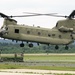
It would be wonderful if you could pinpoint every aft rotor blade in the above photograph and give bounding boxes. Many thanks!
[45,14,68,18]
[68,10,75,18]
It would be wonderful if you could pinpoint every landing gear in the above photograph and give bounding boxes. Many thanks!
[20,43,24,47]
[55,45,59,49]
[28,43,33,47]
[65,45,69,50]
[20,42,33,48]
[37,43,39,46]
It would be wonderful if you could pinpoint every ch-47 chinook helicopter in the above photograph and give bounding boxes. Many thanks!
[0,10,75,50]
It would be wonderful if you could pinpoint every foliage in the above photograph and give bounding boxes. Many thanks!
[0,40,75,53]
[1,57,23,62]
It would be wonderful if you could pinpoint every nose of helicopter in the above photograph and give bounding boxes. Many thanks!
[0,29,7,37]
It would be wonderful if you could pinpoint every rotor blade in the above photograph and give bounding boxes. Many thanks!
[9,14,43,18]
[23,12,42,15]
[1,11,74,19]
[44,14,68,18]
[23,12,57,15]
[0,13,9,18]
[10,14,68,18]
[23,12,68,18]
[68,10,75,18]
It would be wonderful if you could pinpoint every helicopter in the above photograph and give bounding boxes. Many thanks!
[0,10,75,50]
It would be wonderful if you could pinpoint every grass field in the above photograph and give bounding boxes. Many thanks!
[24,53,75,62]
[0,53,75,71]
[0,63,75,71]
[2,53,75,62]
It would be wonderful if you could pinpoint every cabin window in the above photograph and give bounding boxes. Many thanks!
[27,31,30,34]
[38,32,41,35]
[15,29,19,33]
[48,34,51,37]
[59,35,61,38]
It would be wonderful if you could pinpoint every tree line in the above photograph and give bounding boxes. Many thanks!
[0,42,75,54]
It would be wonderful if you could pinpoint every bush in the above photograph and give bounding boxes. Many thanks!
[1,57,23,62]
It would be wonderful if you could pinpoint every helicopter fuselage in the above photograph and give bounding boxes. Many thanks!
[1,24,73,45]
[0,10,75,49]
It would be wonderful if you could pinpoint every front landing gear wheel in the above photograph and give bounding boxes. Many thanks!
[20,43,24,47]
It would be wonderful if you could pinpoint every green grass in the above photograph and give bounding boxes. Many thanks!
[2,54,75,62]
[0,54,75,71]
[24,54,75,62]
[0,63,75,71]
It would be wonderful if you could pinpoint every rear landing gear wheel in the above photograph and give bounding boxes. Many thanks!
[29,43,33,48]
[20,43,24,47]
[55,45,59,49]
[65,45,69,50]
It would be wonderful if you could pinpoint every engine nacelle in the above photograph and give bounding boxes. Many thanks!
[59,26,73,32]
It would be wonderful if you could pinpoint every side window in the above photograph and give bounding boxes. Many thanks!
[38,32,41,35]
[59,35,61,38]
[15,29,19,33]
[48,34,51,37]
[27,31,30,34]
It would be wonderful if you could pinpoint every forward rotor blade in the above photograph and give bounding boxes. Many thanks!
[9,14,43,18]
[0,13,9,18]
[23,12,42,15]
